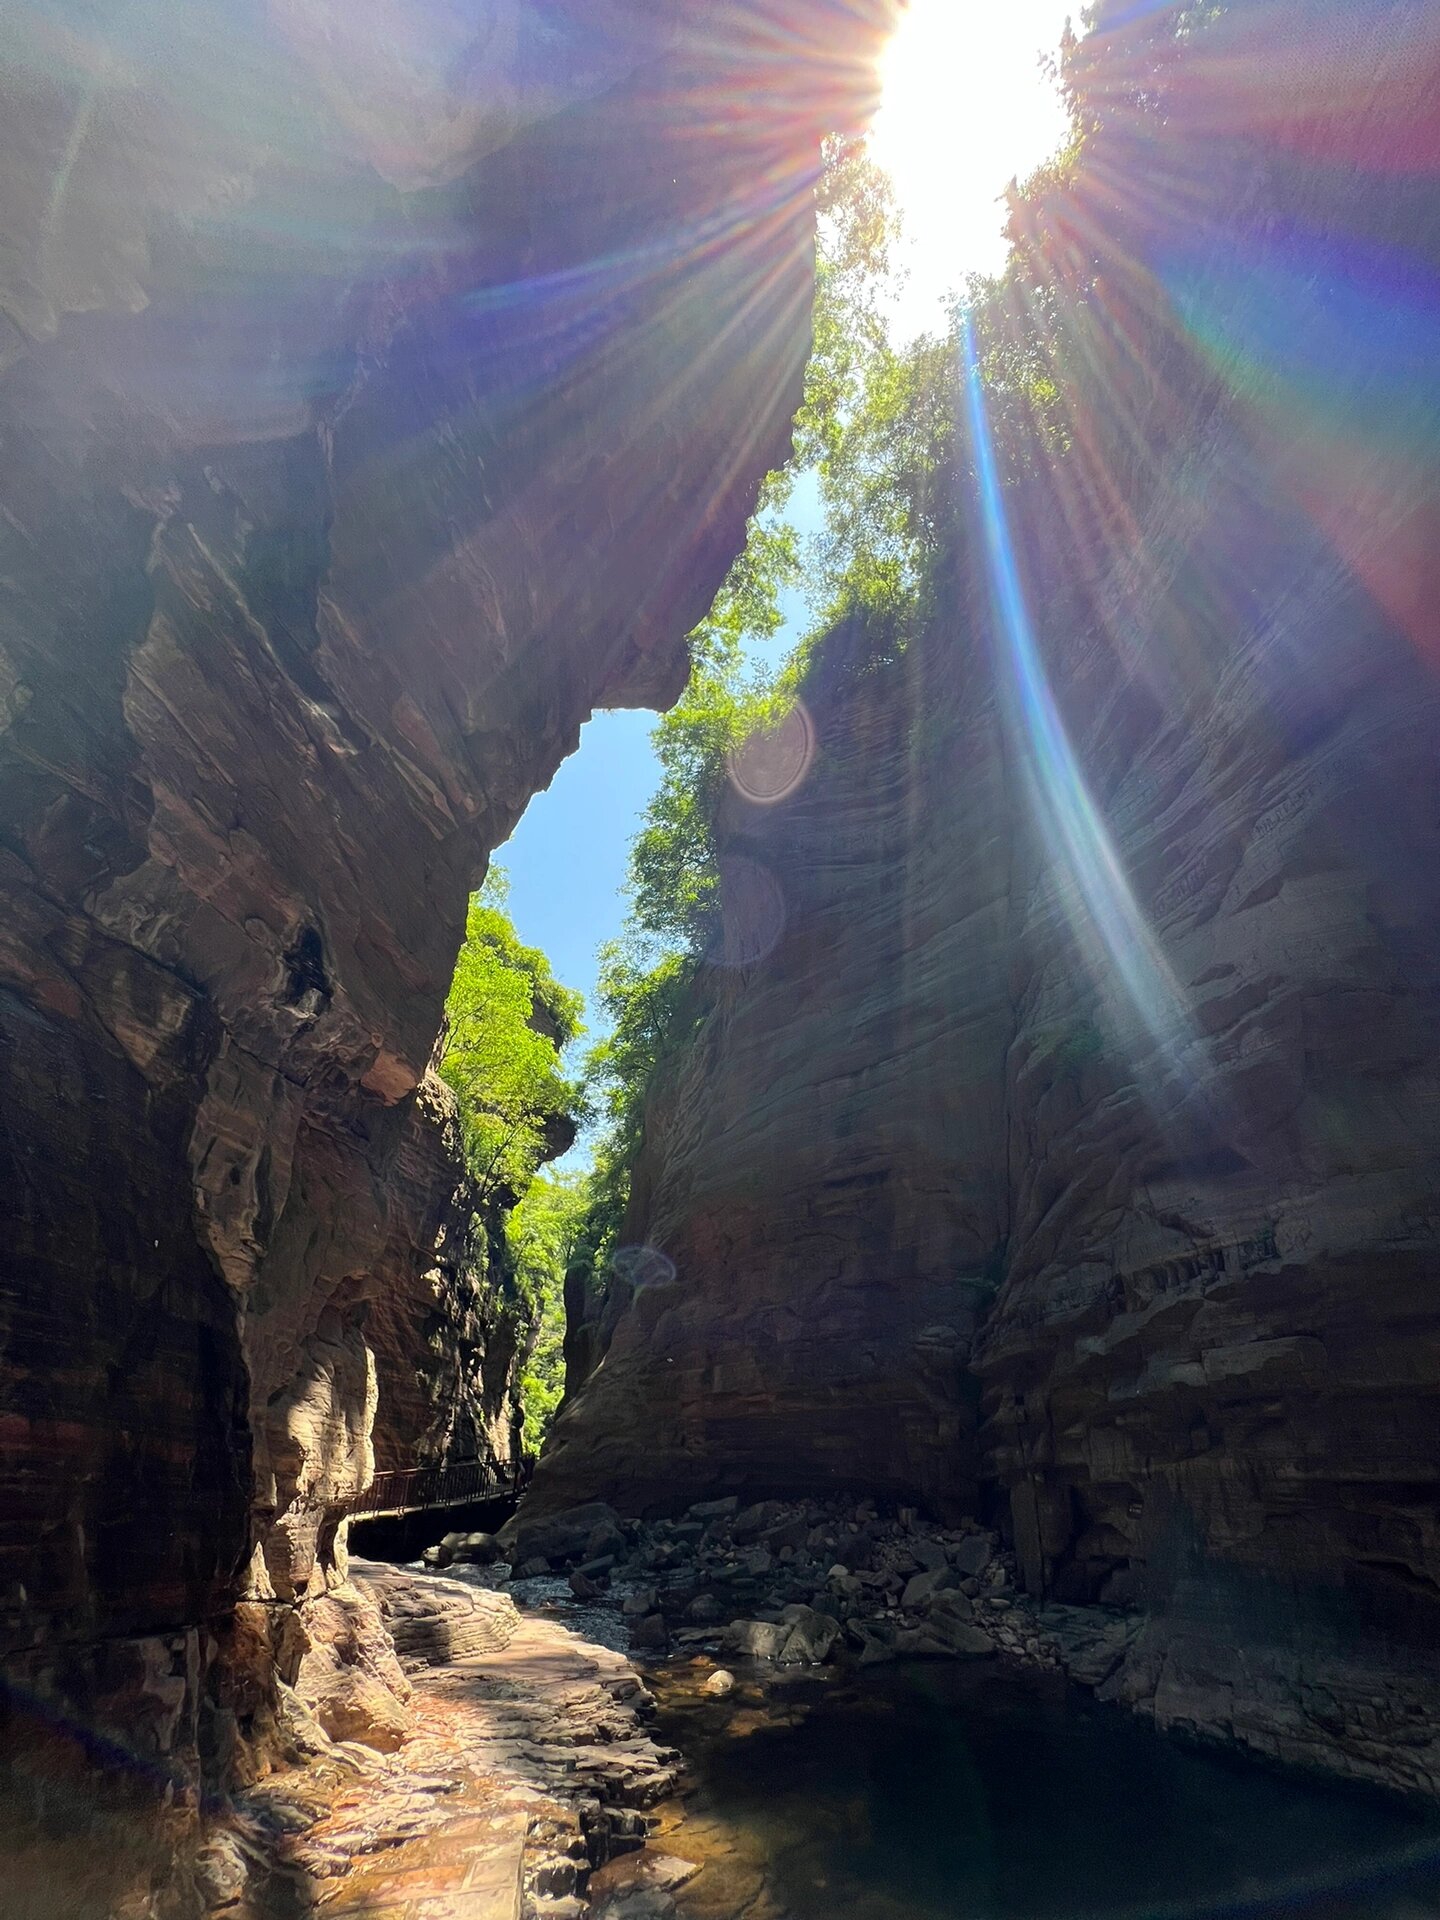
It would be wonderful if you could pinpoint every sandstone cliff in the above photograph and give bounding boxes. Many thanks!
[0,0,887,1795]
[363,1071,529,1479]
[532,0,1440,1792]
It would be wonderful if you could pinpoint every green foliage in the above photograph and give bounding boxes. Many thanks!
[440,870,585,1206]
[507,1171,589,1451]
[569,137,918,1279]
[796,138,949,627]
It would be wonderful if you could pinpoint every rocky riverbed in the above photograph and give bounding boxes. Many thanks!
[169,1496,1440,1920]
[430,1495,1116,1685]
[185,1562,680,1920]
[410,1495,1440,1920]
[432,1493,1440,1803]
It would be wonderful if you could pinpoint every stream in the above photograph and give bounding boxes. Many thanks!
[431,1564,1440,1920]
[648,1658,1440,1920]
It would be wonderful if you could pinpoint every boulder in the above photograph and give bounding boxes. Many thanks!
[724,1619,790,1659]
[701,1669,736,1696]
[760,1517,811,1554]
[511,1502,625,1568]
[689,1497,740,1520]
[896,1619,996,1659]
[731,1501,785,1543]
[776,1606,841,1666]
[951,1535,994,1579]
[901,1592,995,1659]
[909,1537,950,1573]
[901,1568,957,1610]
[629,1613,670,1651]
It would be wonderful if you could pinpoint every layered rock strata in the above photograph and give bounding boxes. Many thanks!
[531,6,1440,1788]
[541,617,1008,1521]
[365,1071,531,1481]
[0,0,888,1798]
[213,1561,679,1920]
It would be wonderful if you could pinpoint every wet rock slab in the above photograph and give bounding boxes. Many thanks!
[216,1562,679,1918]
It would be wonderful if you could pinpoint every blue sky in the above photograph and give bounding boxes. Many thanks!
[498,474,820,1035]
[496,702,657,1030]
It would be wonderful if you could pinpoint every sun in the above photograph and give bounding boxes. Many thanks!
[869,0,1073,336]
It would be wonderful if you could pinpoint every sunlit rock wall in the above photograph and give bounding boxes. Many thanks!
[0,0,887,1782]
[536,0,1440,1790]
[365,1072,530,1481]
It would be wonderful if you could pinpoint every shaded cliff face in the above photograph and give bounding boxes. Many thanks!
[542,615,1012,1520]
[364,1072,530,1480]
[532,0,1440,1787]
[0,0,888,1774]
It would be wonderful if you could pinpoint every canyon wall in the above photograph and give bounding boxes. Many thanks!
[364,1071,529,1480]
[542,611,1012,1521]
[534,1,1440,1791]
[0,0,885,1788]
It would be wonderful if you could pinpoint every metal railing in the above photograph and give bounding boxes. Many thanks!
[349,1457,521,1519]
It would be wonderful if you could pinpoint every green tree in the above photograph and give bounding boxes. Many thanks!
[507,1170,590,1451]
[569,137,912,1287]
[440,871,585,1206]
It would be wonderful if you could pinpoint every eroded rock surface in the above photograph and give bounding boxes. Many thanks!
[0,0,888,1809]
[221,1560,679,1919]
[365,1072,531,1481]
[531,5,1440,1793]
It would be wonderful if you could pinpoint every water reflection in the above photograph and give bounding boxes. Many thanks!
[653,1660,1440,1920]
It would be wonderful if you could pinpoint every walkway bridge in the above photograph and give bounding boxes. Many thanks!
[349,1459,524,1522]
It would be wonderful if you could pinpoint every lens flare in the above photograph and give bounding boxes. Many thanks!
[871,0,1072,332]
[960,311,1199,1073]
[727,700,816,804]
[707,854,788,970]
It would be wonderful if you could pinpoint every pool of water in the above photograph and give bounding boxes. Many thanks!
[651,1660,1440,1920]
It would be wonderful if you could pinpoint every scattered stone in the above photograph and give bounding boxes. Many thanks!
[518,1556,552,1579]
[951,1534,994,1578]
[688,1496,740,1520]
[701,1669,736,1697]
[570,1568,603,1600]
[901,1567,957,1610]
[725,1619,790,1659]
[630,1613,670,1651]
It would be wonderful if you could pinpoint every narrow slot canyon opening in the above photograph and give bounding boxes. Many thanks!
[3,0,1440,1915]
